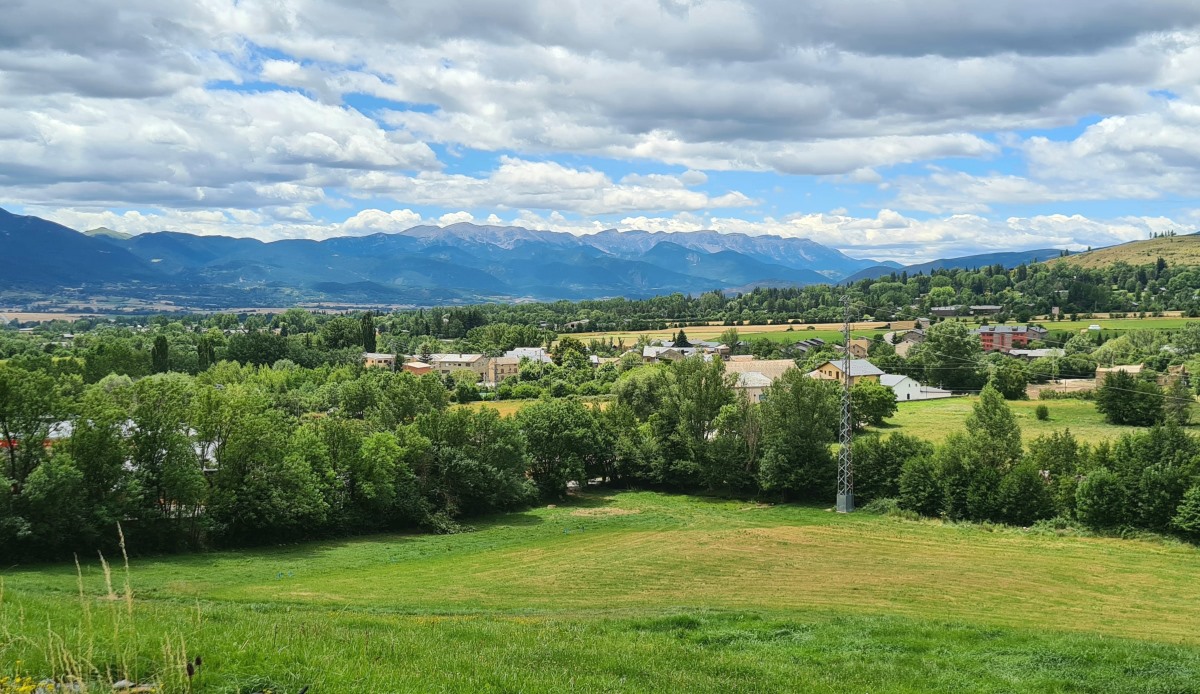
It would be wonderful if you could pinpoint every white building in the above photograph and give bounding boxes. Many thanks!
[880,374,953,402]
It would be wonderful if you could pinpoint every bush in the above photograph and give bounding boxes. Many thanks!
[1035,404,1049,421]
[859,497,919,520]
[997,463,1055,526]
[1075,468,1129,529]
[898,456,943,517]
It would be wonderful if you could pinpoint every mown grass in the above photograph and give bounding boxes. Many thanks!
[3,493,1200,691]
[873,395,1200,443]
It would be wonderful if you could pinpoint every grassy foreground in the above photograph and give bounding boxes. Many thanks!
[3,492,1200,692]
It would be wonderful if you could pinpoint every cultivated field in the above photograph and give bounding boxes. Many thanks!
[3,493,1199,692]
[571,320,905,346]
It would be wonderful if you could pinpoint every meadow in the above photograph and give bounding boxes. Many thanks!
[3,492,1200,692]
[869,395,1196,443]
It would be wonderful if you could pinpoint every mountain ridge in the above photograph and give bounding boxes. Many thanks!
[0,207,1066,306]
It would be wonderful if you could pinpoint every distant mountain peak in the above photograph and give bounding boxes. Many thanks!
[85,226,132,240]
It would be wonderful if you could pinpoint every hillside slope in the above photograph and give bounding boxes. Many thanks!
[1050,234,1200,269]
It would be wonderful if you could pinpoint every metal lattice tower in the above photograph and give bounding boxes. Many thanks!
[836,295,854,513]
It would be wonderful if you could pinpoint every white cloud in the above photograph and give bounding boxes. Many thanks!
[342,157,756,214]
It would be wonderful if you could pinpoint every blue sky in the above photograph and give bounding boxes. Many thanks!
[2,1,1199,263]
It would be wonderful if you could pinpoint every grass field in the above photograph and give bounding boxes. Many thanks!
[869,395,1191,443]
[3,492,1200,692]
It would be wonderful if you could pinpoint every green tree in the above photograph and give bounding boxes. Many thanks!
[674,329,692,348]
[997,462,1055,526]
[911,321,983,391]
[361,312,377,353]
[963,384,1023,472]
[988,359,1028,400]
[1163,377,1193,426]
[1076,468,1129,529]
[320,316,363,350]
[758,371,840,499]
[0,364,62,487]
[1095,370,1162,426]
[517,399,604,499]
[705,399,763,493]
[898,455,943,517]
[850,380,897,428]
[718,328,740,354]
[151,335,170,373]
[1172,484,1200,537]
[853,432,933,503]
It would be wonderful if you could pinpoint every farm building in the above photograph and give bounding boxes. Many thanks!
[880,374,953,401]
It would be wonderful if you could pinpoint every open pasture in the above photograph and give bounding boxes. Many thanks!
[3,492,1200,692]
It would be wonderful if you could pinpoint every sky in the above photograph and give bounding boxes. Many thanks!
[2,1,1200,263]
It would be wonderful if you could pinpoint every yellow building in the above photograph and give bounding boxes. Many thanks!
[808,359,883,387]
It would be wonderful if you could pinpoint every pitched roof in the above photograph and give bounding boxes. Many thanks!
[818,359,884,377]
[735,371,774,388]
[724,358,796,381]
[879,374,909,387]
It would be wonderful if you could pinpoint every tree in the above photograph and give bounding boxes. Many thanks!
[1095,370,1162,426]
[758,371,840,499]
[910,321,983,391]
[449,369,480,403]
[1076,468,1129,529]
[718,328,740,354]
[674,329,692,348]
[196,335,217,371]
[224,331,288,367]
[320,316,363,350]
[898,455,942,517]
[706,399,764,493]
[361,312,377,353]
[517,399,605,499]
[963,384,1023,472]
[853,432,933,502]
[850,380,897,428]
[997,462,1055,526]
[551,336,587,365]
[0,365,62,488]
[1163,377,1193,426]
[206,399,327,543]
[988,359,1028,400]
[651,357,735,486]
[151,335,170,373]
[1172,484,1200,537]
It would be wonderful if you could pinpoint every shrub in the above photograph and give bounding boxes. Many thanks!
[1075,468,1129,529]
[997,463,1056,526]
[898,456,942,517]
[1035,404,1050,421]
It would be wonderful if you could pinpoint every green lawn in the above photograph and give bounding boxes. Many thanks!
[3,492,1200,692]
[868,395,1188,444]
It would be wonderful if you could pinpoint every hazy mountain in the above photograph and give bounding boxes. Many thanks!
[0,207,1062,306]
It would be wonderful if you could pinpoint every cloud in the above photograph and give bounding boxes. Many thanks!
[3,0,1200,260]
[342,157,756,214]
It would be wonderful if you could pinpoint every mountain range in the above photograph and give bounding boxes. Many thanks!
[0,207,1058,307]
